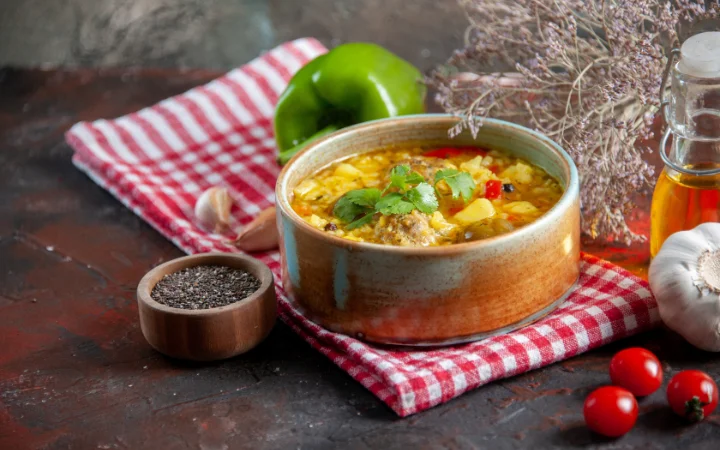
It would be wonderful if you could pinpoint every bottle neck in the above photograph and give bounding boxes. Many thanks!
[663,32,720,173]
[669,65,720,139]
[667,134,720,172]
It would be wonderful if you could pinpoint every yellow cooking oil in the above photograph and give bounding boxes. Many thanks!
[650,163,720,257]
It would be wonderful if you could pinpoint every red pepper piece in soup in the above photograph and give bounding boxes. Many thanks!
[485,180,502,199]
[424,147,488,158]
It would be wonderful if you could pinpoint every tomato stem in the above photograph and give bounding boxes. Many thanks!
[685,396,708,422]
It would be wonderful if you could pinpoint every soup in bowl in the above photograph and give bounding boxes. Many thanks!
[290,146,564,246]
[276,115,580,345]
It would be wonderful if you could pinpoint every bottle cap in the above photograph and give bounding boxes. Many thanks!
[679,32,720,78]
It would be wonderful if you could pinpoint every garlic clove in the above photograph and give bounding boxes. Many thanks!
[233,206,279,252]
[649,222,720,352]
[195,187,233,233]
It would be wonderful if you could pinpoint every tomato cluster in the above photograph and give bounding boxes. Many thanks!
[583,347,718,438]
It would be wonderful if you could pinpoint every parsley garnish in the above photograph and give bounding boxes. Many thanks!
[332,188,381,229]
[388,165,425,192]
[434,169,476,202]
[332,164,474,229]
[375,193,415,215]
[406,182,439,213]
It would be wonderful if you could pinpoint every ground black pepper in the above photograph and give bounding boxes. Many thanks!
[151,265,261,310]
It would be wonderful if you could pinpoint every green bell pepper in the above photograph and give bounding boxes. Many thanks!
[274,42,427,165]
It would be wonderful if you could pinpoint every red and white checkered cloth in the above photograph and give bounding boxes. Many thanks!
[66,38,660,417]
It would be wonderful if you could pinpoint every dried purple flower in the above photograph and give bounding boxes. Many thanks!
[428,0,719,244]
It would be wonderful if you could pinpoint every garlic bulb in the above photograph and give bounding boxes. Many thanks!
[649,223,720,351]
[195,187,232,233]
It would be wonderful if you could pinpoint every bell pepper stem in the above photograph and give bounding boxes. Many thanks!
[277,125,339,165]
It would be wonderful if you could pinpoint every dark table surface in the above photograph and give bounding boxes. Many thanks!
[1,66,719,449]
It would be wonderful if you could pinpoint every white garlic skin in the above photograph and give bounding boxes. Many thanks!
[195,187,232,233]
[649,222,720,351]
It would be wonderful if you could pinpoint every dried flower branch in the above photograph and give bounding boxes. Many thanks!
[429,0,720,244]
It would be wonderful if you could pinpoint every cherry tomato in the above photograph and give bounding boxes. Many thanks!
[485,180,502,199]
[667,370,718,422]
[583,386,638,437]
[609,348,663,396]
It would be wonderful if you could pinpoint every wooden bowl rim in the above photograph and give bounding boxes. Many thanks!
[137,252,275,317]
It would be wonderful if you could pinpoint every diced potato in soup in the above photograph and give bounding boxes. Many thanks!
[290,147,563,246]
[454,199,496,225]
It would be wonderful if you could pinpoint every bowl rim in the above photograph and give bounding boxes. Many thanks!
[276,114,579,255]
[136,252,275,317]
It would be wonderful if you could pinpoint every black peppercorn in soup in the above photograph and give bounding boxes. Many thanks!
[290,146,564,246]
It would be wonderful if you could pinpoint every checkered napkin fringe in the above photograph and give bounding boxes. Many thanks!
[66,38,660,417]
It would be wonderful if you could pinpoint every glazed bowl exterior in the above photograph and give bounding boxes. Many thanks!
[276,115,580,346]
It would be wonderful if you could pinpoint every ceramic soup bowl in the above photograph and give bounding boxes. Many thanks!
[276,115,580,346]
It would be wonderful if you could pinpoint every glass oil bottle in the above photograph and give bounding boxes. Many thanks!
[651,32,720,257]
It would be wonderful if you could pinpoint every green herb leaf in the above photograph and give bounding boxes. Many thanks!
[390,164,410,177]
[389,165,411,191]
[346,188,381,207]
[347,213,374,230]
[332,199,365,223]
[333,188,381,222]
[406,182,439,214]
[388,164,426,193]
[376,193,415,215]
[334,165,441,227]
[435,169,476,202]
[405,172,425,185]
[434,168,458,182]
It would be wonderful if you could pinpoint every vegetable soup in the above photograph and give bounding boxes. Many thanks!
[290,146,563,246]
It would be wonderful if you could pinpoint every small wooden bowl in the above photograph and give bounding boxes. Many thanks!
[137,253,277,361]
